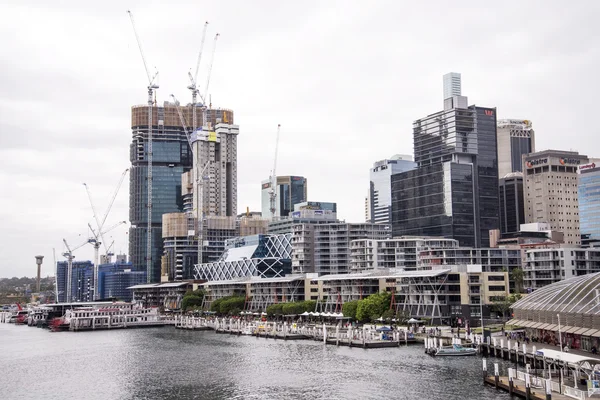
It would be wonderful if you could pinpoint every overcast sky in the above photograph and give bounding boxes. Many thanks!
[1,0,598,278]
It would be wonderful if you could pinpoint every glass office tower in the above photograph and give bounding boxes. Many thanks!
[391,86,499,247]
[579,163,600,246]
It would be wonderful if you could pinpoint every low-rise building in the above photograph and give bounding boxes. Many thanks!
[523,248,600,290]
[194,233,293,281]
[349,236,459,272]
[291,222,390,275]
[129,282,192,310]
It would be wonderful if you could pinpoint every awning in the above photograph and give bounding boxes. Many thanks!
[531,322,544,329]
[523,321,537,328]
[592,330,600,338]
[574,327,591,335]
[563,326,577,334]
[506,319,521,326]
[582,329,600,337]
[545,324,559,331]
[538,323,551,330]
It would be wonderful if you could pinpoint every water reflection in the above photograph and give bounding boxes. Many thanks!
[1,324,513,400]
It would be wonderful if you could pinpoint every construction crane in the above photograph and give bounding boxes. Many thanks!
[171,94,211,270]
[62,238,92,303]
[269,124,281,220]
[187,21,209,132]
[87,220,127,298]
[127,10,159,284]
[195,33,220,132]
[83,168,129,299]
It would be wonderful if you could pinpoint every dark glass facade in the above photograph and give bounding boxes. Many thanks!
[97,262,147,301]
[56,261,94,303]
[499,175,524,235]
[391,105,499,247]
[129,107,193,283]
[510,136,533,173]
[278,176,307,217]
[579,168,600,244]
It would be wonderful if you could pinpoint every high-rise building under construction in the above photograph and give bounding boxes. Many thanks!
[129,102,234,282]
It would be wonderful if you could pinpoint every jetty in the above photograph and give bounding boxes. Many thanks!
[174,316,418,348]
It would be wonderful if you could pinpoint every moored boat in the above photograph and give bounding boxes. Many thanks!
[434,344,478,356]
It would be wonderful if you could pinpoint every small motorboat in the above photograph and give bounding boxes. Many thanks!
[434,344,478,356]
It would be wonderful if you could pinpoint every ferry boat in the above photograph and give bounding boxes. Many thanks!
[434,344,478,357]
[67,303,165,331]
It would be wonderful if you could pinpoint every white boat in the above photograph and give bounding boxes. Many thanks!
[434,344,478,356]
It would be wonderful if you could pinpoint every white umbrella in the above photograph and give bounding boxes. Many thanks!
[301,311,310,316]
[407,318,421,324]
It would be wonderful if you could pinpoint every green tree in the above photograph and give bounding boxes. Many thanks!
[492,293,522,320]
[381,309,395,321]
[266,303,284,316]
[282,302,305,315]
[342,300,359,320]
[219,296,246,315]
[301,300,317,313]
[356,292,391,322]
[510,268,525,293]
[181,289,205,312]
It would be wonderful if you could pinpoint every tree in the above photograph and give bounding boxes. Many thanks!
[492,293,522,320]
[342,300,359,320]
[356,292,391,322]
[301,300,317,313]
[510,268,525,293]
[266,303,284,316]
[181,289,205,312]
[219,296,245,315]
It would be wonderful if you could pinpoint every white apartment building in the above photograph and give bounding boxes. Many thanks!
[523,248,600,290]
[523,150,588,245]
[291,222,390,275]
[349,237,459,272]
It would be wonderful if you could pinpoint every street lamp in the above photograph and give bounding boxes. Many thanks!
[557,313,563,352]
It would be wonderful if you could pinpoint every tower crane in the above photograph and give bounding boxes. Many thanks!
[62,238,92,303]
[83,168,129,300]
[171,94,211,270]
[127,10,159,284]
[87,221,127,299]
[269,124,281,220]
[192,33,220,132]
[187,21,209,132]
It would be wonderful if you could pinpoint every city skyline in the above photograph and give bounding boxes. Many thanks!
[1,1,599,277]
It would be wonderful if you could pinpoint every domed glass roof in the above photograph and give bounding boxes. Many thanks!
[514,272,600,314]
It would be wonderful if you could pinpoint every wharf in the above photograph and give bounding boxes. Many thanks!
[484,375,574,400]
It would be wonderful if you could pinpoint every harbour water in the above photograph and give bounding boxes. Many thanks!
[1,323,512,400]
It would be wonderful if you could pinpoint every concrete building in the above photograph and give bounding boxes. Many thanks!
[191,123,239,218]
[523,150,589,245]
[261,176,307,218]
[291,222,390,275]
[497,119,535,177]
[267,207,338,235]
[368,155,416,225]
[523,248,600,290]
[129,102,234,282]
[391,73,499,248]
[499,172,525,235]
[490,222,564,248]
[349,237,459,272]
[129,281,192,310]
[56,260,94,303]
[579,161,600,247]
[194,233,293,281]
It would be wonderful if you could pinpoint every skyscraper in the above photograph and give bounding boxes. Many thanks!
[129,102,233,283]
[192,123,239,217]
[523,150,588,245]
[261,176,307,218]
[579,161,600,246]
[497,119,535,177]
[368,155,416,225]
[443,72,462,100]
[498,172,525,235]
[391,74,499,247]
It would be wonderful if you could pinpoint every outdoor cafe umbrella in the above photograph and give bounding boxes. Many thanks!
[407,318,422,324]
[376,326,393,332]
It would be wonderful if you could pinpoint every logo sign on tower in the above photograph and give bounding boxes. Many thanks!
[526,158,548,168]
[560,158,581,166]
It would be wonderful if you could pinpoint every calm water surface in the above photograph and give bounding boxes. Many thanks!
[1,323,513,399]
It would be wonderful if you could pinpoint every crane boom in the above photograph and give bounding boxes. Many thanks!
[269,124,281,220]
[188,21,209,132]
[202,33,220,107]
[193,22,209,90]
